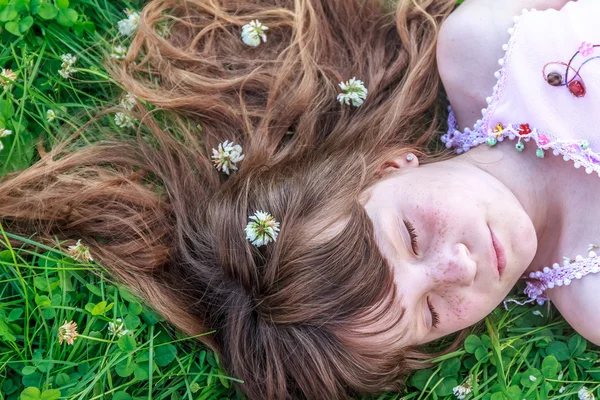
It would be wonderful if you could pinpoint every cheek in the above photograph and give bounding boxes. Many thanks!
[440,292,495,328]
[440,292,471,321]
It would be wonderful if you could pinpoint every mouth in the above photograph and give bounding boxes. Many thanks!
[489,226,507,278]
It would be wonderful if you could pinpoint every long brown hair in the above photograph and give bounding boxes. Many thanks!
[0,0,457,398]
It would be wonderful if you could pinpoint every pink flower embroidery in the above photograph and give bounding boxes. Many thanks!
[579,41,595,57]
[538,134,550,146]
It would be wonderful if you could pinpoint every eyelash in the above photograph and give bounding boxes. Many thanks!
[404,219,419,254]
[427,297,441,328]
[403,219,438,327]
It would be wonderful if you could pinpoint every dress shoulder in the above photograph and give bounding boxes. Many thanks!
[443,0,600,176]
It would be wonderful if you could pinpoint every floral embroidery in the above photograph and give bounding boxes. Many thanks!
[542,41,600,98]
[538,134,550,146]
[579,41,595,57]
[518,123,531,136]
[493,123,504,136]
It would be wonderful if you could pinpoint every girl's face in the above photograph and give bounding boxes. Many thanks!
[361,157,538,344]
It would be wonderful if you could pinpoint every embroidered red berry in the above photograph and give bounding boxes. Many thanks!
[568,80,586,97]
[518,124,532,136]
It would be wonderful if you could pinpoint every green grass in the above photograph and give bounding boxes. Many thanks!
[1,0,599,399]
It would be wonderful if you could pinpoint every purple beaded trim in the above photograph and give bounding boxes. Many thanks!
[524,251,600,305]
[443,111,600,177]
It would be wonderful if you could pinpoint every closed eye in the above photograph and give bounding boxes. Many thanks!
[427,297,440,328]
[404,219,418,254]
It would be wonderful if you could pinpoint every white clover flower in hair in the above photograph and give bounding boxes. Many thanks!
[241,20,269,47]
[211,140,245,175]
[110,44,128,60]
[67,239,93,262]
[118,9,140,36]
[120,92,137,111]
[114,112,136,128]
[337,77,368,107]
[245,211,280,247]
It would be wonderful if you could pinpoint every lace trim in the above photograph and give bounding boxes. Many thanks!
[445,113,600,177]
[523,251,600,305]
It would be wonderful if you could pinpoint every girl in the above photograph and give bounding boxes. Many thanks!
[0,0,598,399]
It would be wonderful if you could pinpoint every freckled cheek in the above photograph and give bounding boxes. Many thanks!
[442,293,469,319]
[440,293,487,329]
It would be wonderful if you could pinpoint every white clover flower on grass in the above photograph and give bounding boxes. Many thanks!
[59,53,78,79]
[57,320,79,345]
[0,68,17,87]
[579,387,595,400]
[118,9,140,36]
[245,211,280,247]
[46,109,56,122]
[211,140,245,175]
[107,318,131,338]
[110,44,128,60]
[67,239,93,262]
[241,20,269,47]
[532,310,543,317]
[120,92,137,111]
[337,77,368,107]
[114,112,136,128]
[453,376,473,400]
[0,129,9,152]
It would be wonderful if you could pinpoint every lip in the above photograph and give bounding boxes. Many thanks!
[489,226,507,278]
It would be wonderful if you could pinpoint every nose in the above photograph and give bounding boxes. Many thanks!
[429,242,477,288]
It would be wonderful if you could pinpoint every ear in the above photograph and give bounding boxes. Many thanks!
[376,154,420,178]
